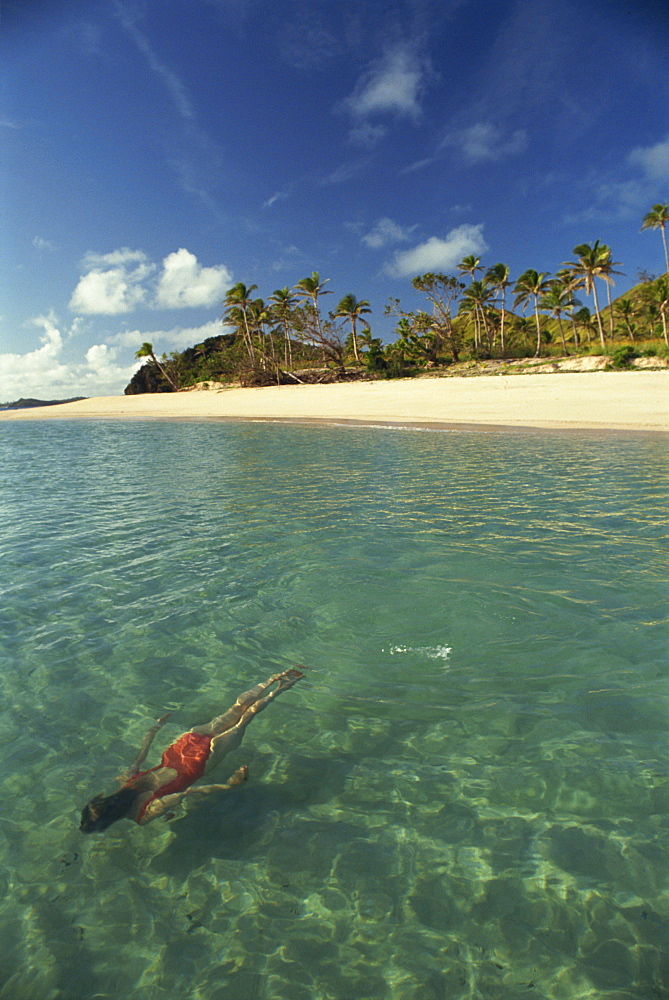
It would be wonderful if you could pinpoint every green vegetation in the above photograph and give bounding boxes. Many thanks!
[126,204,669,393]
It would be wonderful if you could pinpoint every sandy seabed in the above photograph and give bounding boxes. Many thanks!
[1,371,667,433]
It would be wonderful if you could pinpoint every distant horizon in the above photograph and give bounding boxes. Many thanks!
[3,0,668,399]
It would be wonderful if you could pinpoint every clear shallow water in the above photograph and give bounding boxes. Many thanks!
[0,419,667,1000]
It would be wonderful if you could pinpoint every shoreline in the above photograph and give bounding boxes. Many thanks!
[1,371,667,433]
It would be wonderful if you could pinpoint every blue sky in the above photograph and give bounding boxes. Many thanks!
[2,0,668,398]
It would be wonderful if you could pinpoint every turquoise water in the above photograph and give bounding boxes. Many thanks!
[0,419,667,1000]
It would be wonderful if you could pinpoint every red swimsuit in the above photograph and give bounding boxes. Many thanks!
[126,731,213,822]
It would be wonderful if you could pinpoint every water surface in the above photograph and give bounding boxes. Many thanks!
[0,420,667,999]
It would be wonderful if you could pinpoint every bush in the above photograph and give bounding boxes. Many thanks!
[609,345,639,368]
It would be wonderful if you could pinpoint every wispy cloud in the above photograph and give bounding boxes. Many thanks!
[442,123,528,164]
[116,5,194,120]
[629,133,669,181]
[385,224,488,278]
[263,190,290,209]
[342,45,431,124]
[348,123,388,149]
[33,236,56,252]
[319,157,371,185]
[362,217,416,249]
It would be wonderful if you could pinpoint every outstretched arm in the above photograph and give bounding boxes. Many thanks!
[117,713,170,782]
[137,765,249,824]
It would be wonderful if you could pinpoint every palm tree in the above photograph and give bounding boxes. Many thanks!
[597,244,624,341]
[539,281,574,355]
[574,306,595,344]
[134,341,178,390]
[486,263,511,356]
[269,287,298,368]
[641,203,669,274]
[333,294,371,363]
[643,277,669,346]
[562,241,614,350]
[294,272,331,339]
[514,269,550,357]
[223,283,258,361]
[617,298,637,342]
[460,280,495,355]
[457,254,483,281]
[554,268,582,348]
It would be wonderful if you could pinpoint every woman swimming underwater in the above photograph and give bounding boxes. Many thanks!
[80,668,305,833]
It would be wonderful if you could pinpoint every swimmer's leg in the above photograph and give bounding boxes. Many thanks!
[117,713,171,782]
[137,765,249,824]
[202,669,305,771]
[192,668,305,739]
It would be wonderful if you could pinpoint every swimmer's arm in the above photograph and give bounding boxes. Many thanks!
[117,713,170,782]
[137,765,249,824]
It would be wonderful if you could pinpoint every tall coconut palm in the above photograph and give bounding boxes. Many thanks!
[641,203,669,274]
[555,268,582,348]
[269,287,298,367]
[333,294,371,363]
[135,341,178,390]
[539,281,574,355]
[294,272,331,339]
[597,244,624,340]
[513,269,550,357]
[485,263,511,356]
[460,280,495,355]
[223,282,258,361]
[562,241,614,350]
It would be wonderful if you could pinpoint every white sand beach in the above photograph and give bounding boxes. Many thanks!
[1,371,667,432]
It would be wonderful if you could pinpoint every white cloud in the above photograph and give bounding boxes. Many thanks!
[154,249,232,308]
[0,315,140,400]
[69,249,153,314]
[110,320,225,352]
[362,217,415,249]
[69,247,232,315]
[385,224,488,278]
[628,134,669,181]
[342,46,429,123]
[443,123,528,164]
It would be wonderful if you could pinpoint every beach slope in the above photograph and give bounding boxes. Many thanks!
[0,371,666,432]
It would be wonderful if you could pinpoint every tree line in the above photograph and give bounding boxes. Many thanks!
[127,203,669,393]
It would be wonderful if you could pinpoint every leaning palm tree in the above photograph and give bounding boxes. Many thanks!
[294,272,331,340]
[485,263,511,356]
[641,203,669,274]
[135,341,178,390]
[514,269,550,357]
[269,287,298,368]
[562,241,613,350]
[333,294,371,363]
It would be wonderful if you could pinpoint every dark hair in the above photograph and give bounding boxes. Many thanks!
[80,786,141,833]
